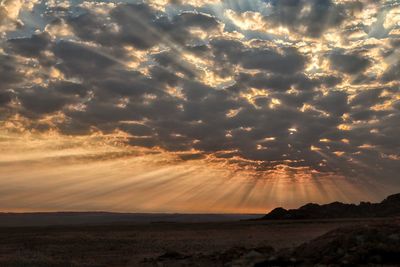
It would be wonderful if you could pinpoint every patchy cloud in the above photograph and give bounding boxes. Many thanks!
[1,0,400,189]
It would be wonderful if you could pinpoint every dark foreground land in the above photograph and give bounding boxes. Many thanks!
[0,216,399,266]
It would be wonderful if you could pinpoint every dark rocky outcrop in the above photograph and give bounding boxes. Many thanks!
[256,223,400,266]
[262,193,400,220]
[146,223,400,267]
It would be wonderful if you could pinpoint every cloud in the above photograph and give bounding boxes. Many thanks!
[0,90,12,106]
[210,39,307,74]
[68,3,221,50]
[314,90,349,116]
[6,32,52,58]
[53,41,121,79]
[350,88,386,107]
[0,0,39,32]
[0,0,399,186]
[0,55,23,91]
[18,85,76,115]
[264,0,348,38]
[240,47,307,74]
[329,51,371,74]
[381,61,400,82]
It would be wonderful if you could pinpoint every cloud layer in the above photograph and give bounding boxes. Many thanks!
[1,0,400,186]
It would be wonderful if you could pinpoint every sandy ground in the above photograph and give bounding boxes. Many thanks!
[0,218,391,266]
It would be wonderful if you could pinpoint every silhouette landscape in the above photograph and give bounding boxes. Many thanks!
[0,193,399,266]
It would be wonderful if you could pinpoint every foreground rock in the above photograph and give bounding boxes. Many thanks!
[144,246,275,266]
[146,223,400,266]
[262,193,400,220]
[257,223,400,266]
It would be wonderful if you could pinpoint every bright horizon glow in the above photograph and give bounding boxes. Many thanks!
[0,129,395,213]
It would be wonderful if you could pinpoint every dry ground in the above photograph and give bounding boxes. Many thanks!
[0,218,393,266]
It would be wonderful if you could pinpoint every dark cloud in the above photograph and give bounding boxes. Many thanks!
[240,47,307,74]
[272,91,316,108]
[313,90,349,116]
[236,72,321,92]
[154,51,198,78]
[329,52,371,74]
[52,81,89,97]
[18,85,77,115]
[210,39,307,74]
[119,123,153,137]
[350,88,386,107]
[350,108,389,121]
[0,55,23,91]
[6,32,52,58]
[172,11,220,30]
[53,41,120,79]
[0,91,12,106]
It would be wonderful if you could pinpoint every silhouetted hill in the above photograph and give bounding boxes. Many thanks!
[262,193,400,220]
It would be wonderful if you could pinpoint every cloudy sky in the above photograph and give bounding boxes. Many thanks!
[0,0,399,213]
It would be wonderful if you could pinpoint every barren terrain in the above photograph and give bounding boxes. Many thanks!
[0,217,395,266]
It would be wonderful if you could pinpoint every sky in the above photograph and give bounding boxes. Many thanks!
[0,0,399,213]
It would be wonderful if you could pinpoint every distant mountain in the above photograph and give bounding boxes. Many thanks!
[262,193,400,220]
